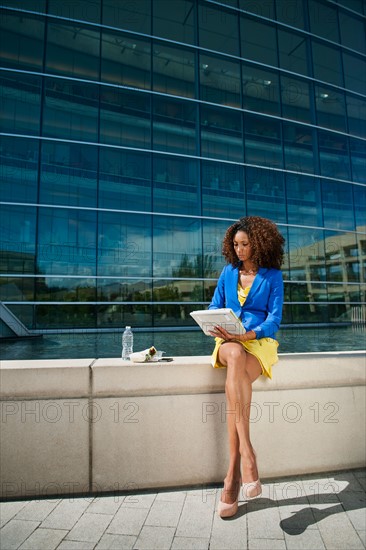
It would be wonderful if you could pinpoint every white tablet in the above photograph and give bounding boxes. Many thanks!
[190,308,246,336]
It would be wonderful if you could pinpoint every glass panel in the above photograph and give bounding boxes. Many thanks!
[200,53,240,107]
[99,148,151,211]
[153,279,203,303]
[276,0,304,29]
[97,278,152,302]
[281,75,311,123]
[308,0,339,42]
[286,174,323,227]
[0,11,44,70]
[312,41,343,87]
[202,219,232,280]
[201,160,245,219]
[36,277,96,301]
[97,303,152,328]
[242,64,280,116]
[153,96,196,155]
[100,87,151,149]
[153,216,201,278]
[318,130,350,180]
[321,180,355,230]
[0,136,39,203]
[343,53,366,95]
[239,0,275,19]
[346,95,366,138]
[339,11,366,53]
[0,277,34,301]
[152,155,199,215]
[199,3,239,56]
[349,138,366,184]
[353,185,366,230]
[278,29,308,76]
[101,31,150,90]
[287,226,326,282]
[337,0,364,12]
[240,17,277,66]
[1,0,46,9]
[97,212,152,277]
[283,123,315,174]
[153,42,195,98]
[315,86,346,132]
[246,167,286,223]
[40,142,97,207]
[0,205,36,274]
[201,105,243,162]
[153,0,195,44]
[46,21,100,80]
[0,72,41,135]
[37,207,97,276]
[102,0,151,34]
[324,230,359,290]
[43,78,98,141]
[290,281,328,303]
[48,0,101,23]
[36,304,96,329]
[244,114,282,168]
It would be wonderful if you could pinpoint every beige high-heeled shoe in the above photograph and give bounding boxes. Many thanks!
[242,478,262,500]
[217,480,241,518]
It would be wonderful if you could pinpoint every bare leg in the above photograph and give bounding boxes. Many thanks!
[219,342,262,503]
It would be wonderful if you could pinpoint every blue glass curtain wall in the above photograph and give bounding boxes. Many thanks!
[0,0,365,331]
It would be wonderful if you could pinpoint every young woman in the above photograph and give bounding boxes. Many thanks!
[208,216,285,518]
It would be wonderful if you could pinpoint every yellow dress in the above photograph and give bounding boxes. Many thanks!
[210,284,279,379]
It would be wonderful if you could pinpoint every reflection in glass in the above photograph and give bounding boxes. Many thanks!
[242,64,280,116]
[246,167,286,223]
[153,279,203,302]
[201,105,243,162]
[153,216,201,278]
[200,53,240,107]
[0,205,36,273]
[349,138,366,184]
[286,226,326,283]
[37,208,97,276]
[48,0,101,23]
[102,0,151,34]
[342,53,366,95]
[0,136,39,203]
[36,304,96,328]
[46,21,100,80]
[321,180,355,230]
[153,0,195,44]
[97,212,152,277]
[101,31,150,90]
[97,304,152,328]
[153,155,199,215]
[346,95,366,139]
[240,17,277,67]
[339,11,366,53]
[315,86,346,132]
[281,75,311,123]
[286,174,322,227]
[0,73,41,135]
[1,0,45,9]
[199,3,239,55]
[278,29,308,76]
[239,0,274,19]
[36,277,96,301]
[308,0,338,42]
[201,161,245,219]
[283,123,315,175]
[318,130,350,180]
[0,11,44,70]
[43,78,98,141]
[97,278,152,302]
[202,219,231,279]
[244,114,282,168]
[100,87,151,149]
[312,41,342,87]
[153,96,196,154]
[0,277,34,301]
[40,142,97,207]
[99,149,151,212]
[276,0,304,28]
[154,43,195,98]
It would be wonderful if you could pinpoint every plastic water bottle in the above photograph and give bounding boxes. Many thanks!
[122,326,133,360]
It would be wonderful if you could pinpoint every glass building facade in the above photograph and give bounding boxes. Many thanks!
[0,0,365,334]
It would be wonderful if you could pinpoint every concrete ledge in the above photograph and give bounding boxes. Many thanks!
[0,352,365,498]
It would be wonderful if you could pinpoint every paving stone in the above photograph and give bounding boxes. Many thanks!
[248,539,286,550]
[65,512,113,543]
[278,500,318,531]
[86,496,125,516]
[57,541,96,550]
[275,481,306,502]
[121,492,156,509]
[155,490,187,503]
[209,491,247,550]
[175,491,216,538]
[15,499,60,521]
[0,501,28,528]
[107,506,149,536]
[95,533,136,549]
[284,528,326,550]
[41,498,91,530]
[18,527,67,550]
[133,525,175,550]
[301,478,341,504]
[315,504,365,549]
[171,536,210,549]
[0,519,39,550]
[145,498,184,527]
[356,530,366,546]
[247,501,284,540]
[338,491,366,530]
[328,471,365,493]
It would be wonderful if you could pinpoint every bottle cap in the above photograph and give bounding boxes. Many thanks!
[126,326,131,329]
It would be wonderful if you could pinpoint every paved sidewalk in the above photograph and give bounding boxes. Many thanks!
[0,469,365,550]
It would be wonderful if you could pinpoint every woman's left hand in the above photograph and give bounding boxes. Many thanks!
[209,325,238,341]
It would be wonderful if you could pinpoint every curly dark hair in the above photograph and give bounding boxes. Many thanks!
[222,216,285,270]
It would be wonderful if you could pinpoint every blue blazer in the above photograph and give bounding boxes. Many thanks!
[208,264,284,339]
